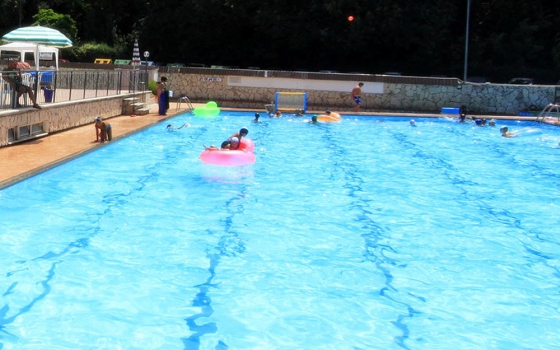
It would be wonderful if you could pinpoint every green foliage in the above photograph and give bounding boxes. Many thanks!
[2,0,560,83]
[32,9,78,41]
[148,80,158,96]
[67,42,119,63]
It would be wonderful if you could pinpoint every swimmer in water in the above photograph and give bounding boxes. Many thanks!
[167,123,190,130]
[500,126,517,138]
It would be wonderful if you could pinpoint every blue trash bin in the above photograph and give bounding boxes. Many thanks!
[43,87,53,103]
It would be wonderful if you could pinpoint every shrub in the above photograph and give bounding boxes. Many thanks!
[67,42,119,63]
[148,81,158,96]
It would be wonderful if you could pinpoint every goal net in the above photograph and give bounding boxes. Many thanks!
[274,92,308,113]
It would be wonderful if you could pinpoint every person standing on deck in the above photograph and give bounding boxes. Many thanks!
[158,76,169,115]
[351,82,364,112]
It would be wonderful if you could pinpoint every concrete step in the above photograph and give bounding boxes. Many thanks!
[124,102,147,115]
[123,97,139,105]
[135,107,151,115]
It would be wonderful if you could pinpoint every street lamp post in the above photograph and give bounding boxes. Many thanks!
[143,51,150,90]
[463,0,471,81]
[143,51,150,67]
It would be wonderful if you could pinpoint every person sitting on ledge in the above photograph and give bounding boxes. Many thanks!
[2,61,41,109]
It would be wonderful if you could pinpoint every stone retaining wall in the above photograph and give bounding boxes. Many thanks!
[158,68,557,115]
[1,67,557,147]
[0,93,148,147]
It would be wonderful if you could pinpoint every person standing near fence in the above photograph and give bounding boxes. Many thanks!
[158,76,169,115]
[2,61,42,109]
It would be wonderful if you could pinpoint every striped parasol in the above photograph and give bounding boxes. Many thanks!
[132,40,141,66]
[2,25,73,47]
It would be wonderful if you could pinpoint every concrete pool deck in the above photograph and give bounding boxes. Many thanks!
[0,103,195,189]
[0,105,537,190]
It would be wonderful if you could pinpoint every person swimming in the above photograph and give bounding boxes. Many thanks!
[167,123,190,130]
[475,118,487,126]
[500,126,517,138]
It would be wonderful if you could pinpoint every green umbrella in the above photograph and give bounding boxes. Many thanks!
[2,25,73,48]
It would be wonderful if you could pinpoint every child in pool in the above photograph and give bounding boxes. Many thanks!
[228,128,248,149]
[204,138,239,151]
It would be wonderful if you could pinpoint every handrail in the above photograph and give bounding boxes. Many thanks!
[176,95,194,112]
[535,103,560,124]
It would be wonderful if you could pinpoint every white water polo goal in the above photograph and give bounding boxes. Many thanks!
[274,92,308,113]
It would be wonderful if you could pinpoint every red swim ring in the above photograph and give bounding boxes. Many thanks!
[200,138,256,166]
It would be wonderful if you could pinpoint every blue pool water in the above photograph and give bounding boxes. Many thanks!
[1,112,559,349]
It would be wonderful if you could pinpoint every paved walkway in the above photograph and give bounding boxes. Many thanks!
[0,103,196,189]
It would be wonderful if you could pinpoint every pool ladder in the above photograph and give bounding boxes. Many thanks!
[535,103,560,124]
[176,95,194,113]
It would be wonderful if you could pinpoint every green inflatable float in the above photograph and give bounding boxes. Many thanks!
[194,101,220,117]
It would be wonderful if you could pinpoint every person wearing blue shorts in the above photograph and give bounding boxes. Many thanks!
[94,117,112,142]
[351,82,364,112]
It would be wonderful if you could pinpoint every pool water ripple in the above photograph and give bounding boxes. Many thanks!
[0,113,559,349]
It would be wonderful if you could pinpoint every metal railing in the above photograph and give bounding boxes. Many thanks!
[1,69,149,109]
[176,95,194,112]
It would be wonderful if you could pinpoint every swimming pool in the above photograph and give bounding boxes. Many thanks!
[1,112,559,349]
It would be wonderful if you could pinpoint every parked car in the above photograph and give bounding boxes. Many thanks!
[188,63,208,68]
[466,76,486,83]
[508,77,533,85]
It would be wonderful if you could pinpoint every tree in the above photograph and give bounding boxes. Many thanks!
[33,8,78,41]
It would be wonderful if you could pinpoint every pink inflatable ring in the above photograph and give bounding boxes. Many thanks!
[200,138,256,166]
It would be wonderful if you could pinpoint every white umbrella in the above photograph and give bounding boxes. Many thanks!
[2,25,73,47]
[2,25,72,70]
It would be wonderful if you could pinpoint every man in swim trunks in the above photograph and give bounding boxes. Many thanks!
[351,82,364,112]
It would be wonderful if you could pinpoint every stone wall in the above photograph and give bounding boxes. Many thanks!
[2,67,557,147]
[158,68,557,115]
[0,93,147,147]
